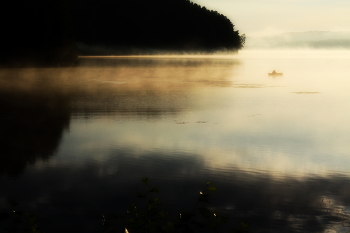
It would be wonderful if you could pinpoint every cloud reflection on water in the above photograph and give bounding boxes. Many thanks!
[4,149,350,233]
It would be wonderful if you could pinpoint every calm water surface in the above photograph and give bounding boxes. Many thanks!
[1,50,350,232]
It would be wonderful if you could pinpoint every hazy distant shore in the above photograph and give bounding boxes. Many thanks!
[245,31,350,49]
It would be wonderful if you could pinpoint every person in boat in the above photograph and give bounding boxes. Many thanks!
[272,70,276,74]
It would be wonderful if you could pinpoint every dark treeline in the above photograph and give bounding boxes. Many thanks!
[1,0,245,67]
[72,0,245,54]
[1,0,77,67]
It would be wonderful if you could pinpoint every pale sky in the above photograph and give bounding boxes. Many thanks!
[192,0,350,36]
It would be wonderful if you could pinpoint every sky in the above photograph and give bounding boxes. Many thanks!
[192,0,350,36]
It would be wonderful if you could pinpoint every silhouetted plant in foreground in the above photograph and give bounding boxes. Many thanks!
[0,199,41,233]
[102,178,169,233]
[102,178,250,233]
[1,179,249,233]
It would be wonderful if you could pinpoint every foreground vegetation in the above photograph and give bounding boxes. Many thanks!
[1,179,249,233]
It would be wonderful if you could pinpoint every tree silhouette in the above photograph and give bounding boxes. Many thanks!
[1,0,77,67]
[1,0,244,66]
[72,0,244,54]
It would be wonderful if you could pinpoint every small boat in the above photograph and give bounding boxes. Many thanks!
[268,72,283,76]
[268,70,283,76]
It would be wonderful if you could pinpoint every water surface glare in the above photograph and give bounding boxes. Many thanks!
[1,51,350,232]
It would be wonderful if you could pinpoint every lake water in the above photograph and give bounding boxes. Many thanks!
[1,50,350,232]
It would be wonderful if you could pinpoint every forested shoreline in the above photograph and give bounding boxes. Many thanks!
[1,0,245,67]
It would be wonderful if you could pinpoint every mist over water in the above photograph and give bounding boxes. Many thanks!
[1,51,350,232]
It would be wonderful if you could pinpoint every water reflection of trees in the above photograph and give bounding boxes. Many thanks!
[0,58,238,176]
[0,80,70,177]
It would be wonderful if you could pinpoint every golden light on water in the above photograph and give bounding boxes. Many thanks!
[4,50,350,180]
